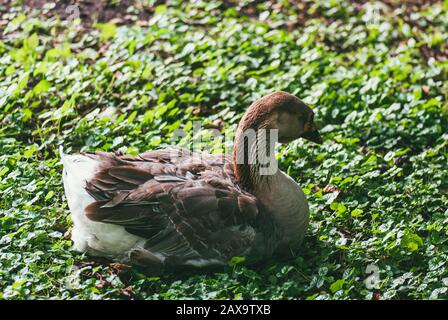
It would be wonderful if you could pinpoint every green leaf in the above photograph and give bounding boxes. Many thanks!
[5,65,15,76]
[95,23,117,39]
[14,73,29,94]
[401,233,424,252]
[24,33,39,52]
[23,144,38,158]
[33,80,51,95]
[306,293,319,300]
[330,279,345,293]
[53,96,76,120]
[351,209,364,217]
[0,166,10,177]
[228,256,246,267]
[22,108,33,122]
[45,191,55,201]
[155,5,167,14]
[337,203,347,213]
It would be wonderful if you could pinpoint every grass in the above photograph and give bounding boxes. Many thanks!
[0,0,447,299]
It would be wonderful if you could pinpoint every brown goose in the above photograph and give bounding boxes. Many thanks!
[61,91,322,273]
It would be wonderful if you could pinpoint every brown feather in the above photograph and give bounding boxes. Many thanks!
[108,166,153,185]
[82,147,279,266]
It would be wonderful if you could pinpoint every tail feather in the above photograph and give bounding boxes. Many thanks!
[60,148,99,187]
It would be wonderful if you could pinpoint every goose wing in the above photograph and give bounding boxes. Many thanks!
[82,148,274,267]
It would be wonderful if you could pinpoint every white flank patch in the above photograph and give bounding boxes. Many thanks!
[184,258,225,268]
[61,150,145,258]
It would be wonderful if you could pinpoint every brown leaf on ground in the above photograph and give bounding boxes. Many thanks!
[205,119,225,131]
[114,71,123,79]
[120,285,136,298]
[323,184,339,193]
[20,0,154,27]
[192,105,215,116]
[110,262,132,274]
[373,292,383,300]
[95,279,111,289]
[109,18,125,25]
[136,20,149,27]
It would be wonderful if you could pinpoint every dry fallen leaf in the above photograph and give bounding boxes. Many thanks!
[95,279,111,289]
[323,184,339,193]
[120,286,136,298]
[109,18,124,25]
[373,292,383,300]
[136,20,149,27]
[110,262,132,274]
[359,145,368,153]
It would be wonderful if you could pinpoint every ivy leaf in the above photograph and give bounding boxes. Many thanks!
[228,256,246,267]
[33,79,51,95]
[401,233,424,252]
[330,279,345,293]
[95,23,117,39]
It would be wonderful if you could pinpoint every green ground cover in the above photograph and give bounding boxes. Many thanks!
[0,0,447,299]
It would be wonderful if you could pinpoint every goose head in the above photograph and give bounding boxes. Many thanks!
[236,91,322,145]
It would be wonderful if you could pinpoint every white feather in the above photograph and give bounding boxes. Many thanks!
[61,149,145,259]
[184,258,225,268]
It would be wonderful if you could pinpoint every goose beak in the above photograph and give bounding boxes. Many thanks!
[302,129,323,144]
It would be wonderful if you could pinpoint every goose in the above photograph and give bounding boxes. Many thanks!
[61,91,322,273]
